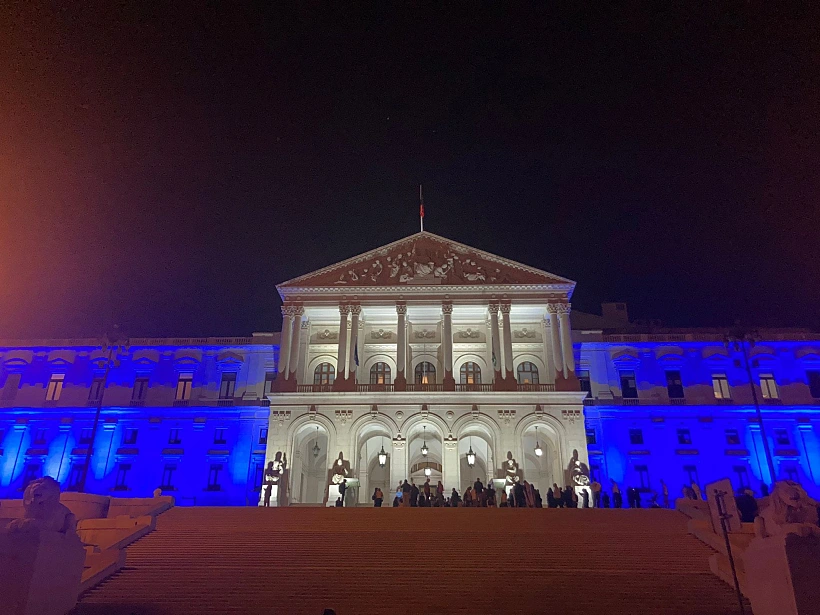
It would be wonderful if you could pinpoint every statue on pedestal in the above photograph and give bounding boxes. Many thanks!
[504,451,521,487]
[265,451,287,486]
[568,449,591,488]
[328,452,352,485]
[5,476,77,536]
[755,480,820,538]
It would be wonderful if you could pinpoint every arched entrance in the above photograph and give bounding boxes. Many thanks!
[355,423,393,506]
[521,423,560,493]
[457,428,494,494]
[290,424,329,504]
[407,421,443,490]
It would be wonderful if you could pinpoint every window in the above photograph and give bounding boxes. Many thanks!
[585,428,597,445]
[620,370,638,398]
[460,362,482,385]
[683,464,699,486]
[415,362,436,385]
[807,370,820,399]
[207,464,222,491]
[33,428,48,445]
[161,464,176,490]
[175,373,193,401]
[733,465,750,490]
[1,373,21,401]
[666,370,684,399]
[677,429,692,445]
[313,363,335,386]
[578,370,591,395]
[168,428,182,445]
[774,428,790,446]
[590,463,601,483]
[253,461,264,492]
[712,374,731,400]
[67,464,84,491]
[219,373,237,399]
[79,428,93,445]
[22,463,41,489]
[122,428,138,445]
[214,427,227,445]
[369,362,392,385]
[784,465,799,482]
[264,372,277,395]
[45,374,65,401]
[516,362,539,384]
[88,378,105,402]
[635,464,650,489]
[725,429,741,445]
[258,427,268,445]
[759,373,779,400]
[114,463,131,490]
[629,429,644,445]
[132,377,149,401]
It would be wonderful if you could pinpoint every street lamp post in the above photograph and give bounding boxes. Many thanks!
[725,328,777,487]
[79,328,129,493]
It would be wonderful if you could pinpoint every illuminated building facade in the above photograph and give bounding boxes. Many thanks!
[1,232,819,504]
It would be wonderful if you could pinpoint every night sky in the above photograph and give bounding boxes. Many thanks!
[1,3,818,338]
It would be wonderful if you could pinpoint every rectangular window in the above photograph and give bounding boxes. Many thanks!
[168,428,182,445]
[712,374,731,400]
[132,377,149,401]
[161,464,176,490]
[620,370,638,399]
[33,428,48,445]
[214,427,227,445]
[629,428,644,445]
[807,370,820,399]
[122,428,138,445]
[79,428,93,445]
[590,463,601,484]
[114,463,131,490]
[759,373,779,400]
[175,373,193,401]
[219,373,237,399]
[22,463,41,489]
[88,378,105,402]
[45,374,65,401]
[585,428,597,445]
[635,464,650,489]
[784,466,799,482]
[578,370,591,395]
[725,429,741,445]
[666,370,684,399]
[774,428,790,446]
[1,373,21,401]
[683,464,699,486]
[67,463,84,491]
[258,427,268,445]
[677,429,692,445]
[733,465,750,490]
[207,464,222,491]
[253,461,264,492]
[264,372,277,396]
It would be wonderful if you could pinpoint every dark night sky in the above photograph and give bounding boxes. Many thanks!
[1,2,819,338]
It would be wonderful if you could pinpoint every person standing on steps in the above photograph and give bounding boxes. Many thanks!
[450,487,461,507]
[602,492,611,508]
[423,477,431,500]
[338,479,348,507]
[372,487,383,507]
[660,479,669,508]
[613,485,623,509]
[401,479,411,507]
[581,489,590,508]
[590,480,601,508]
[436,480,445,500]
[410,481,419,507]
[263,482,272,508]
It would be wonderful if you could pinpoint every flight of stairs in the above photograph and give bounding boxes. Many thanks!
[73,507,746,615]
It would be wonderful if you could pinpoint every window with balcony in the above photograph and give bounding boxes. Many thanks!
[725,429,741,445]
[712,374,731,400]
[67,464,83,491]
[677,429,692,445]
[313,363,335,386]
[132,377,149,401]
[733,465,750,489]
[45,374,65,401]
[264,372,277,395]
[23,463,41,489]
[115,463,131,490]
[79,427,93,445]
[219,373,237,399]
[369,362,392,385]
[683,464,699,486]
[253,461,264,492]
[629,429,644,445]
[1,373,21,401]
[635,464,650,489]
[460,362,482,385]
[214,427,227,445]
[665,370,684,399]
[259,427,268,445]
[88,378,105,402]
[759,373,779,400]
[175,373,193,401]
[516,362,539,384]
[578,370,591,395]
[774,428,790,446]
[585,428,597,445]
[122,428,138,445]
[168,428,182,445]
[415,362,436,385]
[784,465,799,482]
[807,370,820,399]
[161,464,176,490]
[33,428,48,445]
[620,370,638,399]
[207,464,222,491]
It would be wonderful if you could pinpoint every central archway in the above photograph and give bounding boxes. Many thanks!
[290,423,329,504]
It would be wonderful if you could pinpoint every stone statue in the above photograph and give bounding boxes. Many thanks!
[265,451,287,486]
[755,480,820,538]
[568,449,591,487]
[328,451,352,485]
[504,451,521,486]
[5,476,77,535]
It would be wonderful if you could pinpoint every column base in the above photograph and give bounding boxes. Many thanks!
[332,375,356,392]
[555,372,580,391]
[275,377,298,393]
[443,372,455,391]
[394,374,406,391]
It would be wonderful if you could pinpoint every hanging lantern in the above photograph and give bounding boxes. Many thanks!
[424,465,431,477]
[421,426,428,457]
[534,426,543,457]
[378,445,387,468]
[467,436,476,467]
[312,426,320,458]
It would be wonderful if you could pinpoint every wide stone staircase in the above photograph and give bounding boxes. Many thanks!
[73,507,746,615]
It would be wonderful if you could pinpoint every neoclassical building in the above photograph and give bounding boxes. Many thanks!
[0,231,819,505]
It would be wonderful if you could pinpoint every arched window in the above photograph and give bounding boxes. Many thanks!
[460,362,482,384]
[517,361,539,384]
[415,362,436,384]
[313,362,335,385]
[370,362,392,385]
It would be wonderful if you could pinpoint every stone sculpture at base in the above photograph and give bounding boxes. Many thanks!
[503,451,521,496]
[5,476,77,535]
[326,452,352,506]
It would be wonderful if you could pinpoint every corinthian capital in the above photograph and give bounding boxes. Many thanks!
[441,302,453,315]
[488,303,500,314]
[282,305,296,318]
[350,304,362,316]
[339,304,351,315]
[396,303,407,315]
[555,303,572,315]
[499,303,512,314]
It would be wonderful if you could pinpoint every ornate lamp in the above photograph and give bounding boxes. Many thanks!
[534,426,543,457]
[424,464,431,477]
[312,426,320,458]
[421,426,428,457]
[467,437,476,467]
[378,438,387,467]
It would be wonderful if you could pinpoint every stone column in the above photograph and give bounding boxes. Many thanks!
[288,307,304,381]
[500,302,514,384]
[541,312,556,385]
[442,302,454,390]
[390,437,408,491]
[547,304,564,377]
[347,305,361,382]
[557,303,574,378]
[489,303,502,386]
[335,305,350,388]
[395,304,407,390]
[443,436,459,492]
[279,306,294,377]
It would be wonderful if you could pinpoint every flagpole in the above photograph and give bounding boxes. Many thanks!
[419,184,424,233]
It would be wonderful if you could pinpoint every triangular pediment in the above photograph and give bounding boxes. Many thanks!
[278,232,574,291]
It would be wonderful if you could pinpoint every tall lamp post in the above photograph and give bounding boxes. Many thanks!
[725,327,776,487]
[78,327,129,493]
